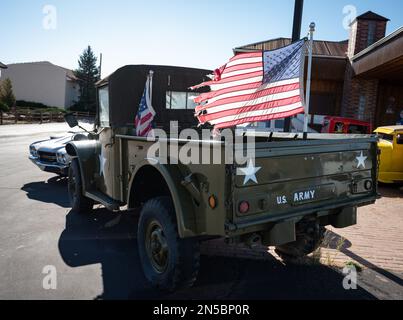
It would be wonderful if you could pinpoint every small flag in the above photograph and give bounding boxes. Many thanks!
[191,39,307,130]
[135,72,156,137]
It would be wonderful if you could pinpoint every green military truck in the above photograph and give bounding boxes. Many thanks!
[64,65,379,291]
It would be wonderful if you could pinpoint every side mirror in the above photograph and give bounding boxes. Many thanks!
[64,113,79,128]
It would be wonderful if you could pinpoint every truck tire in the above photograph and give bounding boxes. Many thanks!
[68,159,94,214]
[275,220,326,261]
[137,196,200,291]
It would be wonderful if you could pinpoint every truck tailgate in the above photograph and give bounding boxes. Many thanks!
[231,137,378,224]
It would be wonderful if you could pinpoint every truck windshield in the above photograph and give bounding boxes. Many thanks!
[98,86,109,127]
[378,133,394,142]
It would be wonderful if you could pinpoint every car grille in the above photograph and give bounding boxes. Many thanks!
[38,151,57,164]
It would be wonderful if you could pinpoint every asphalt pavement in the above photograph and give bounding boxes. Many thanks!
[0,124,401,300]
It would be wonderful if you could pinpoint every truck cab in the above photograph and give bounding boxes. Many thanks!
[374,126,403,184]
[321,116,372,134]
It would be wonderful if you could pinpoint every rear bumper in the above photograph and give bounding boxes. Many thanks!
[226,195,377,234]
[29,156,69,175]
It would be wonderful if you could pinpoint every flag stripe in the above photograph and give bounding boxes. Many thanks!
[199,96,302,123]
[196,78,300,108]
[221,66,263,79]
[208,102,303,125]
[214,107,304,129]
[210,76,263,91]
[226,57,262,68]
[229,51,262,62]
[199,85,300,112]
[222,62,263,75]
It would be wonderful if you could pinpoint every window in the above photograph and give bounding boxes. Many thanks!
[335,122,345,133]
[378,133,394,142]
[274,119,285,129]
[348,125,368,134]
[358,95,366,121]
[166,91,199,110]
[98,86,109,127]
[367,22,376,47]
[397,134,403,145]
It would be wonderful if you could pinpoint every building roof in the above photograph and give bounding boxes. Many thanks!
[374,126,403,134]
[5,61,77,80]
[0,62,7,69]
[351,26,403,80]
[234,37,348,58]
[355,11,389,22]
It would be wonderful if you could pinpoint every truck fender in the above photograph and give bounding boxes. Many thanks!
[127,160,198,238]
[65,140,100,192]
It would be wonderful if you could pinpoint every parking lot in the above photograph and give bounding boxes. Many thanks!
[0,124,402,300]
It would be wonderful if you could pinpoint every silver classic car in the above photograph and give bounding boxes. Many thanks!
[29,133,88,176]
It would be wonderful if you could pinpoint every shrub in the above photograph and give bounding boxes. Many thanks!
[0,101,9,112]
[0,78,16,109]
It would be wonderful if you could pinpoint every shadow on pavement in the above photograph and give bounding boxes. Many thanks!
[378,184,403,198]
[21,176,70,208]
[58,208,377,300]
[326,230,403,288]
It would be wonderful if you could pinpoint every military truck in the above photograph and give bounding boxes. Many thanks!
[64,65,379,291]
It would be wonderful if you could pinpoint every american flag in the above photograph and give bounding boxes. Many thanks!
[192,39,307,129]
[135,72,156,137]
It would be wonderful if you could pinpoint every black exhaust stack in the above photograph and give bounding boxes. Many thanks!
[284,0,304,132]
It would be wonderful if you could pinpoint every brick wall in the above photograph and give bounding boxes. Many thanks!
[354,20,387,55]
[342,17,387,123]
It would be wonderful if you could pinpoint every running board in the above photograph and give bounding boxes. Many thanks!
[85,190,120,211]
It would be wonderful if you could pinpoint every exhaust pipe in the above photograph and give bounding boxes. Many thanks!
[246,233,262,248]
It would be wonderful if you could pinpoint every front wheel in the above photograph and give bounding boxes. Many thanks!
[137,196,200,291]
[68,159,94,213]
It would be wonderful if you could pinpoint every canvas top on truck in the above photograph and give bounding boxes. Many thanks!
[96,65,211,130]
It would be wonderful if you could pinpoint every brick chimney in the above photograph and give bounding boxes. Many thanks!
[347,11,389,58]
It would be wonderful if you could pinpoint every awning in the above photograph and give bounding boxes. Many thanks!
[352,27,403,80]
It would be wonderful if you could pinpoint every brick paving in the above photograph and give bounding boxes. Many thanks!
[201,185,403,273]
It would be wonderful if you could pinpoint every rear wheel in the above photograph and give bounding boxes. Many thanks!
[275,219,326,261]
[137,196,200,291]
[68,159,94,213]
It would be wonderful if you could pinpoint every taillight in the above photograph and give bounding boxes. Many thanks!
[238,201,250,214]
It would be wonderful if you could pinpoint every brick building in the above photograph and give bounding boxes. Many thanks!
[235,11,403,128]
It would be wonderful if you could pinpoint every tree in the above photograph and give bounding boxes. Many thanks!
[0,78,16,111]
[74,46,99,112]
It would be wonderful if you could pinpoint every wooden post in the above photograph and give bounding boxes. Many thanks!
[50,112,53,123]
[15,110,18,124]
[0,111,3,125]
[40,111,43,124]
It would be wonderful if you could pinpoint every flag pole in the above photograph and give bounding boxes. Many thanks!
[303,22,315,140]
[149,70,154,105]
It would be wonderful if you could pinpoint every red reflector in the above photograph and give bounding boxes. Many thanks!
[239,201,250,214]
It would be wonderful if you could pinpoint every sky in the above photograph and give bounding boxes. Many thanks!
[1,0,403,77]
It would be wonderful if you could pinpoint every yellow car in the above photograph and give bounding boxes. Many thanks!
[374,126,403,184]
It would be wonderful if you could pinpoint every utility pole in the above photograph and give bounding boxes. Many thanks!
[99,53,103,80]
[284,0,304,132]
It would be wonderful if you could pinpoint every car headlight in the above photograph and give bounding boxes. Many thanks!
[30,146,38,157]
[56,152,70,164]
